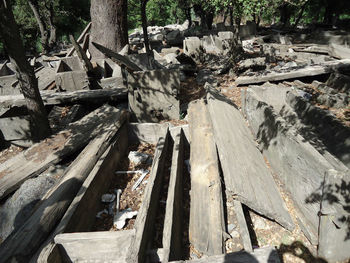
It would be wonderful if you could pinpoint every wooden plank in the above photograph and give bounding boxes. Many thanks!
[31,124,129,262]
[66,22,92,57]
[206,87,294,231]
[0,104,123,200]
[69,35,94,72]
[92,41,143,72]
[0,87,127,108]
[127,129,171,263]
[236,59,350,85]
[162,129,185,262]
[0,111,128,262]
[171,246,280,263]
[233,200,253,252]
[328,43,350,59]
[188,99,225,256]
[54,230,135,262]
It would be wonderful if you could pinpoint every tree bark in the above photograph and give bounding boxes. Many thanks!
[89,0,128,59]
[27,0,49,54]
[0,0,51,141]
[46,1,57,48]
[141,0,150,55]
[293,1,308,28]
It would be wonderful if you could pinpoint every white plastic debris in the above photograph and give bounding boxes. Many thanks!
[101,193,116,203]
[128,151,152,165]
[113,208,138,229]
[132,169,149,191]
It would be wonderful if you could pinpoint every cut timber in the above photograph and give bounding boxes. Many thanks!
[66,22,92,57]
[31,125,128,262]
[127,130,171,263]
[162,129,185,262]
[233,200,253,252]
[0,87,127,109]
[0,104,123,200]
[328,43,350,59]
[92,42,142,72]
[236,59,350,85]
[69,34,94,72]
[318,169,350,262]
[0,111,128,263]
[128,123,170,144]
[206,87,294,231]
[54,230,135,262]
[171,246,280,263]
[188,99,225,256]
[127,69,180,122]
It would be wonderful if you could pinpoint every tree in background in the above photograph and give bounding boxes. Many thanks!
[0,0,51,141]
[89,0,128,59]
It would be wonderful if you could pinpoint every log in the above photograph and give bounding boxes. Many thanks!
[162,129,185,262]
[54,230,135,262]
[236,59,350,85]
[92,41,142,72]
[188,99,225,256]
[31,124,128,262]
[0,110,128,262]
[206,87,294,231]
[66,22,92,57]
[171,246,280,263]
[127,129,171,263]
[0,104,123,200]
[0,87,127,109]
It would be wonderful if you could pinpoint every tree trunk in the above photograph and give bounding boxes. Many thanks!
[46,1,57,48]
[0,0,51,142]
[141,0,150,55]
[27,0,49,54]
[293,1,308,28]
[89,0,128,59]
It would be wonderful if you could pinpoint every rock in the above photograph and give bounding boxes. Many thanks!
[101,194,116,203]
[113,208,138,229]
[230,230,240,239]
[128,151,152,165]
[0,175,57,241]
[253,217,269,230]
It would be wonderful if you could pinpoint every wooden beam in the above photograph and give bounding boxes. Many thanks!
[328,43,350,59]
[162,129,185,262]
[31,124,129,262]
[127,129,171,263]
[188,99,225,256]
[206,87,294,231]
[66,22,92,57]
[0,105,123,200]
[233,200,253,252]
[69,35,94,72]
[236,59,350,85]
[92,42,142,72]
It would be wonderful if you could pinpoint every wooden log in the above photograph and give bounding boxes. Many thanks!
[162,129,185,262]
[0,87,127,109]
[66,22,92,57]
[188,99,226,256]
[31,124,129,262]
[206,87,294,231]
[127,129,171,263]
[0,111,128,263]
[171,246,280,263]
[236,59,350,86]
[0,104,123,200]
[92,41,143,72]
[69,35,94,72]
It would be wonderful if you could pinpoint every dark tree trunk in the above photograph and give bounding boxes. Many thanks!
[279,3,292,27]
[89,0,128,59]
[323,0,335,24]
[28,0,49,53]
[46,1,57,48]
[141,0,150,54]
[229,7,233,26]
[293,0,308,28]
[0,0,51,141]
[185,7,192,27]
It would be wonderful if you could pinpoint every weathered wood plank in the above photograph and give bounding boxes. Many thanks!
[0,111,128,263]
[31,124,129,262]
[162,129,185,262]
[54,230,134,262]
[328,43,350,59]
[92,42,142,72]
[171,246,280,263]
[127,129,171,263]
[188,99,225,256]
[66,22,92,57]
[69,35,94,72]
[206,87,294,231]
[0,105,123,200]
[233,200,253,252]
[236,59,350,85]
[0,87,127,109]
